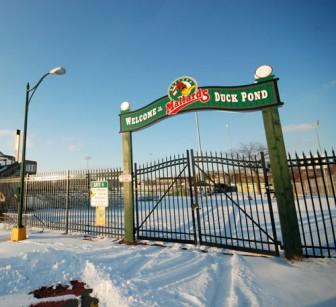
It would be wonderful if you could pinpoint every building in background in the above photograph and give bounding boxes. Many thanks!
[0,151,37,178]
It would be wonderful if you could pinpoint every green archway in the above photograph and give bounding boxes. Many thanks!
[119,73,302,259]
[120,76,281,132]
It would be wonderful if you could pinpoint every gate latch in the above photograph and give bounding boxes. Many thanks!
[192,203,199,210]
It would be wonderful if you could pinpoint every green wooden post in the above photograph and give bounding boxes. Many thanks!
[262,106,302,259]
[121,105,135,243]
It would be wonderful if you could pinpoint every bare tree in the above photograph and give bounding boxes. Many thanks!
[232,142,268,158]
[231,142,269,195]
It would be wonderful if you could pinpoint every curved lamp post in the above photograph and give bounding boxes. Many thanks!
[11,66,66,241]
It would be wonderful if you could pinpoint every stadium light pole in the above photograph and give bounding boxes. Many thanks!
[314,120,322,152]
[11,66,66,241]
[195,112,203,155]
[85,156,92,170]
[225,123,232,153]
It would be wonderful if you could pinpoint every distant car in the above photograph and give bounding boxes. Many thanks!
[137,195,159,202]
[210,183,237,194]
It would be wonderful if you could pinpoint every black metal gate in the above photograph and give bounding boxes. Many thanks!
[134,150,280,255]
[134,153,197,244]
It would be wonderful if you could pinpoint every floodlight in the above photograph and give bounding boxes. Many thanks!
[120,101,131,111]
[255,65,273,79]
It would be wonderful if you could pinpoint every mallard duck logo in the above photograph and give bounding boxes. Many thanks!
[168,76,198,101]
[166,76,210,115]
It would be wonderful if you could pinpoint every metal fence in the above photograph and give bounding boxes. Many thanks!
[192,151,279,255]
[288,151,336,257]
[134,150,280,256]
[134,153,197,244]
[0,169,124,238]
[0,149,335,258]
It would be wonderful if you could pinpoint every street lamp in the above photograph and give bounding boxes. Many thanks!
[11,66,66,241]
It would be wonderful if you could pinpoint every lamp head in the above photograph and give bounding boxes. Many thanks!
[49,67,66,75]
[255,65,273,79]
[120,101,131,112]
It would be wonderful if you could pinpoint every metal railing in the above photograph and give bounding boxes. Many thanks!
[0,168,124,238]
[0,149,335,258]
[288,150,336,257]
[192,151,280,255]
[134,150,280,255]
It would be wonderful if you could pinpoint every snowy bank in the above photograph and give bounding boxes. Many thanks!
[0,225,335,307]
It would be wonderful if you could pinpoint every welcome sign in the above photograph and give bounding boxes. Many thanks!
[120,76,281,133]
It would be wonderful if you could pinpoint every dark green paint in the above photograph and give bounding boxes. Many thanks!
[90,181,108,188]
[18,83,30,228]
[119,75,303,259]
[120,79,280,133]
[262,106,303,259]
[122,129,135,242]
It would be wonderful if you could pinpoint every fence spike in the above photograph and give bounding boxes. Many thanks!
[324,149,328,158]
[294,151,298,160]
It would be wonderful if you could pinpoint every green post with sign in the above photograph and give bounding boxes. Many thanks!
[121,102,135,242]
[119,71,303,258]
[262,106,302,259]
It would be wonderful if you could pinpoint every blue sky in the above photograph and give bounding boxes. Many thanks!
[0,0,335,171]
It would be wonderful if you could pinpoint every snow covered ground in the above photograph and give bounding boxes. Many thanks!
[0,223,336,307]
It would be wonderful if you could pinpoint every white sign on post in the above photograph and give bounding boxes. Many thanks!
[118,173,132,183]
[90,181,108,207]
